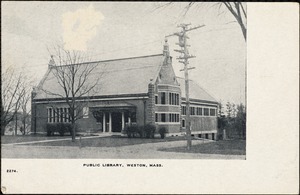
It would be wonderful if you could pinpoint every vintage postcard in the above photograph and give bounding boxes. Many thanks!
[1,2,298,194]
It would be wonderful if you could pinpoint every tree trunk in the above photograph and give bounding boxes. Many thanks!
[22,120,26,135]
[71,122,76,142]
[15,113,18,136]
[1,124,6,136]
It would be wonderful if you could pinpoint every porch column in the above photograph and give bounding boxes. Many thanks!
[128,117,131,125]
[122,112,125,130]
[103,113,106,133]
[109,112,112,132]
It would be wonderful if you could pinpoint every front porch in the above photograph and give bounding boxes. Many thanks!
[90,103,137,134]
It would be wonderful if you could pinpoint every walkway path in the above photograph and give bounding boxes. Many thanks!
[1,134,110,146]
[2,139,245,159]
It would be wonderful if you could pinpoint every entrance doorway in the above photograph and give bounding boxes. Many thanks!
[111,112,122,132]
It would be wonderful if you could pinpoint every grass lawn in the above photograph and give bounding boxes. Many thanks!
[20,136,187,147]
[1,135,72,144]
[159,139,246,155]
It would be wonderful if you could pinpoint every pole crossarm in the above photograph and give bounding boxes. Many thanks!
[185,25,205,32]
[177,23,191,28]
[174,49,185,53]
[180,67,195,72]
[176,55,195,60]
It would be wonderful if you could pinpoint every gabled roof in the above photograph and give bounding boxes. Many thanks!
[34,54,164,100]
[177,77,217,103]
[33,53,217,104]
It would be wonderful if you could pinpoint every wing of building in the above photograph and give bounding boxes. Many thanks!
[31,40,218,139]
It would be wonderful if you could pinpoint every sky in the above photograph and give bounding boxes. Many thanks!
[2,2,246,105]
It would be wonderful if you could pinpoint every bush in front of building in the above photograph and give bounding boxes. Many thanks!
[144,124,156,138]
[46,124,55,136]
[158,127,167,139]
[125,124,140,138]
[125,124,157,138]
[46,123,72,136]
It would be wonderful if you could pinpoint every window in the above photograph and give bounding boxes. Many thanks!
[56,108,59,122]
[60,108,63,122]
[47,107,71,123]
[182,106,186,115]
[190,107,195,115]
[182,119,185,127]
[196,107,203,116]
[83,107,89,118]
[57,108,60,122]
[64,108,67,122]
[48,108,52,123]
[161,114,166,122]
[204,108,209,116]
[67,108,70,122]
[155,113,158,122]
[155,95,158,104]
[205,134,208,139]
[53,109,56,122]
[160,92,166,104]
[168,92,179,105]
[210,108,216,116]
[169,113,179,122]
[68,108,71,121]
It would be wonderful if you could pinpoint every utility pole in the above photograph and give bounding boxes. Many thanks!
[166,23,204,150]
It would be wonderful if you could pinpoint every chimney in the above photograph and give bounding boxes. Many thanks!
[48,55,55,68]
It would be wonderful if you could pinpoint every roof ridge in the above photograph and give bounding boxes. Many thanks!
[53,54,164,67]
[36,68,51,90]
[91,65,156,74]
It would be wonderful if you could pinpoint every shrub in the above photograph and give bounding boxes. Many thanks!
[158,127,167,139]
[60,123,73,136]
[125,125,146,138]
[46,123,56,136]
[136,126,145,138]
[125,125,137,138]
[57,123,65,136]
[125,124,156,139]
[46,123,73,136]
[144,124,156,138]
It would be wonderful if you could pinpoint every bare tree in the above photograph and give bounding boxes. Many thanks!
[41,46,104,142]
[1,67,26,135]
[226,101,232,118]
[231,103,237,118]
[222,2,246,40]
[153,2,247,41]
[19,79,33,135]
